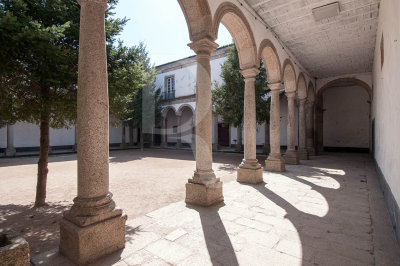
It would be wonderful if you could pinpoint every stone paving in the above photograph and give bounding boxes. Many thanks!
[32,153,400,265]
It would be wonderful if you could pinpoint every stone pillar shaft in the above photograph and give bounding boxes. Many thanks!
[176,115,181,148]
[306,101,316,155]
[265,83,285,172]
[5,124,16,156]
[298,98,308,160]
[185,38,223,206]
[237,68,263,184]
[60,1,126,264]
[285,92,299,164]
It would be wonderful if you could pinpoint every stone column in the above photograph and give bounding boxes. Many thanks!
[284,92,299,164]
[59,1,126,264]
[185,38,223,206]
[5,124,16,156]
[265,83,285,172]
[120,125,127,149]
[237,68,263,184]
[212,114,220,151]
[176,115,181,148]
[306,100,316,155]
[298,98,308,160]
[160,116,167,148]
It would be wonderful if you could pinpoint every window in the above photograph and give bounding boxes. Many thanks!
[164,75,175,99]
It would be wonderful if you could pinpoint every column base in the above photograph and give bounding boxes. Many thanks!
[298,148,309,160]
[186,170,223,206]
[160,142,167,148]
[265,155,285,172]
[307,147,316,156]
[285,150,299,165]
[59,212,127,265]
[212,143,220,151]
[235,144,243,152]
[237,159,263,184]
[5,148,16,157]
[120,142,128,149]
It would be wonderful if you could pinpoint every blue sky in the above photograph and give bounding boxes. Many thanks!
[112,0,233,66]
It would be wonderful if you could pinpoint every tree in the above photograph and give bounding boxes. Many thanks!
[0,0,127,207]
[126,46,162,150]
[212,44,269,151]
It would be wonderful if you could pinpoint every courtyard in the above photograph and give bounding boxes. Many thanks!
[1,149,399,265]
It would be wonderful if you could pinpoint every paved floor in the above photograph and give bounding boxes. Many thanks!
[28,152,400,265]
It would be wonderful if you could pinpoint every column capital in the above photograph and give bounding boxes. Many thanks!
[285,91,296,99]
[78,0,108,9]
[240,67,259,80]
[188,37,218,56]
[268,82,283,91]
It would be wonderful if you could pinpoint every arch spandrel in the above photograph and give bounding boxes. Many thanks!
[178,0,213,41]
[212,2,258,69]
[258,39,281,84]
[317,78,372,100]
[282,59,297,92]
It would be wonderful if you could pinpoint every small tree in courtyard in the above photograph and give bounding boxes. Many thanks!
[212,44,269,151]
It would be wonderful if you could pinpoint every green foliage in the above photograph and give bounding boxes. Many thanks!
[212,45,270,127]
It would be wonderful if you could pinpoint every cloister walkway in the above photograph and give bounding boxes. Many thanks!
[1,150,399,265]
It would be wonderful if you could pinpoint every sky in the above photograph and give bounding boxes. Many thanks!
[112,0,233,66]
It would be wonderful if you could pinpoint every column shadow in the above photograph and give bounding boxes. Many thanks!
[187,203,239,266]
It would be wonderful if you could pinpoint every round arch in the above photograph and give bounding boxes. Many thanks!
[177,0,213,41]
[258,39,281,83]
[176,104,195,116]
[307,81,315,102]
[297,73,307,99]
[315,77,372,153]
[317,78,372,100]
[162,106,177,118]
[212,2,258,69]
[282,59,297,92]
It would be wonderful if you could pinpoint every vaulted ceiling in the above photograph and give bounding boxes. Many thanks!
[245,0,380,78]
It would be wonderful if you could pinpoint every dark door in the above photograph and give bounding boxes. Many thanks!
[218,123,230,147]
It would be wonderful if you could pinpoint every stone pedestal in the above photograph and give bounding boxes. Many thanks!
[186,38,223,206]
[265,83,285,172]
[285,150,299,165]
[60,213,127,265]
[237,159,263,184]
[0,231,29,266]
[298,148,309,160]
[185,180,223,206]
[265,155,285,172]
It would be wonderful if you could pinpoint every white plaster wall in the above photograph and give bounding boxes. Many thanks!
[156,56,227,98]
[109,125,123,144]
[372,0,400,205]
[230,123,266,146]
[323,86,370,148]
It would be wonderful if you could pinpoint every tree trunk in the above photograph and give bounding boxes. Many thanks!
[34,112,50,207]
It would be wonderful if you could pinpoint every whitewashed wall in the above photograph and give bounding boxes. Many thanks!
[372,0,400,206]
[323,86,370,148]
